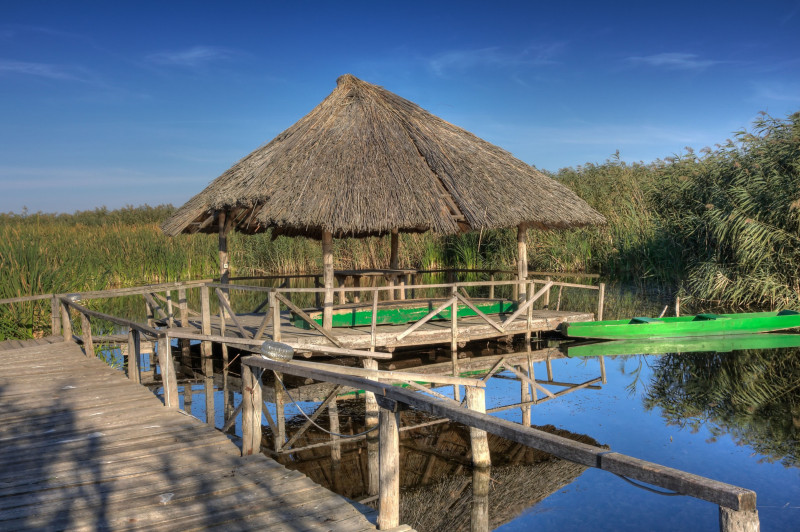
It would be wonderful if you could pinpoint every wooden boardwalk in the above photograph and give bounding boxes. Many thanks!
[0,341,409,531]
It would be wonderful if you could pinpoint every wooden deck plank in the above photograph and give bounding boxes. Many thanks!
[0,342,384,531]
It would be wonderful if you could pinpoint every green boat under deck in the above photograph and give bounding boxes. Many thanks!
[292,298,517,329]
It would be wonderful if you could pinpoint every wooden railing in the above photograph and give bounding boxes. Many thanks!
[241,355,759,532]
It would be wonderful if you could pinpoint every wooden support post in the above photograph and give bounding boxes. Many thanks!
[489,273,495,299]
[338,276,347,305]
[218,210,232,316]
[517,223,528,301]
[178,287,188,327]
[465,386,490,468]
[544,276,551,309]
[525,280,533,344]
[451,285,460,402]
[242,362,264,456]
[80,312,95,357]
[157,334,179,408]
[378,407,401,530]
[363,358,380,496]
[597,282,606,321]
[50,295,60,336]
[144,297,155,328]
[127,329,141,384]
[353,275,361,304]
[165,290,174,328]
[270,291,281,342]
[273,371,286,452]
[200,286,214,423]
[322,230,334,330]
[61,301,72,343]
[599,356,607,384]
[719,506,759,532]
[520,364,531,427]
[329,397,342,493]
[471,464,491,532]
[676,296,681,317]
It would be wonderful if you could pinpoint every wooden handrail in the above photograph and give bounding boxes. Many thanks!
[241,355,757,513]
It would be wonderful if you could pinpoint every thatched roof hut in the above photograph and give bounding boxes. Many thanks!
[162,74,604,239]
[161,74,605,328]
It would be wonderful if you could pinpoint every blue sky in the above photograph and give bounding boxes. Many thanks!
[2,0,799,213]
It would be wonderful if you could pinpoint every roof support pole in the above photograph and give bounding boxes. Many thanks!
[322,230,334,330]
[517,223,528,301]
[219,211,232,317]
[389,228,399,301]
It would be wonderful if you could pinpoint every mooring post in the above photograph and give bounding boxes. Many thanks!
[241,362,264,456]
[157,334,179,408]
[363,358,380,496]
[719,506,759,532]
[127,329,141,384]
[80,312,95,357]
[378,406,401,530]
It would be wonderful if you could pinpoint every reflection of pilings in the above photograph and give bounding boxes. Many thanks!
[471,466,490,532]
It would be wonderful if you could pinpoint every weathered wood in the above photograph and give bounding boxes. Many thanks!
[270,291,282,342]
[127,329,141,384]
[719,506,759,532]
[61,300,72,343]
[143,292,168,320]
[396,296,457,341]
[517,223,528,300]
[241,362,264,455]
[378,407,400,530]
[216,287,249,338]
[322,230,334,330]
[371,292,379,351]
[244,355,757,512]
[598,282,606,321]
[282,385,343,451]
[276,292,343,347]
[61,298,161,337]
[328,396,342,492]
[471,466,491,532]
[454,292,504,333]
[157,335,179,408]
[501,281,554,327]
[50,295,60,336]
[287,358,485,387]
[363,358,380,497]
[80,312,95,357]
[273,371,286,452]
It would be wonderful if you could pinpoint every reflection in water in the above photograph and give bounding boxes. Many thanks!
[643,347,800,468]
[270,406,605,531]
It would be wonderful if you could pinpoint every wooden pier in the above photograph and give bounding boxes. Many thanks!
[0,341,409,531]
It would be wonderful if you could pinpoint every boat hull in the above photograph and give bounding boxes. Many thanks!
[562,310,800,340]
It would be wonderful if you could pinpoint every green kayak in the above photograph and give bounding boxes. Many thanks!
[565,333,800,358]
[561,310,800,340]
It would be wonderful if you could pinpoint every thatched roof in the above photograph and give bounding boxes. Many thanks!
[161,74,605,239]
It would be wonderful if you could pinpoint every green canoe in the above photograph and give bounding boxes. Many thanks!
[565,333,800,358]
[561,310,800,340]
[291,298,517,329]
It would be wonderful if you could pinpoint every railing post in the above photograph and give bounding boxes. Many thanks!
[719,506,759,532]
[127,329,141,384]
[450,285,460,401]
[273,371,286,452]
[80,312,95,357]
[525,280,533,344]
[157,334,179,408]
[60,300,73,343]
[270,291,282,342]
[50,295,60,336]
[378,406,400,530]
[165,290,174,328]
[489,273,495,299]
[241,361,264,456]
[200,286,214,424]
[597,282,606,321]
[363,358,380,497]
[544,276,551,308]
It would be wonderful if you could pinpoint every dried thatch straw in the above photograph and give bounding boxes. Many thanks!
[161,74,605,239]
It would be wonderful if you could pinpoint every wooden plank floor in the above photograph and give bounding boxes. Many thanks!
[0,342,408,531]
[175,309,593,351]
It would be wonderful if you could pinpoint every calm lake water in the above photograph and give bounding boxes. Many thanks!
[128,282,798,531]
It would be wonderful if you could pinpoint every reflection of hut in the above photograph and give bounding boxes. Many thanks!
[161,75,604,327]
[273,404,604,530]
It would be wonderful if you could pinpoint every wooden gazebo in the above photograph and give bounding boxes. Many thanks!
[161,74,605,328]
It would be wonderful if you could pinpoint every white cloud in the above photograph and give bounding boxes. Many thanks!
[428,42,565,77]
[147,45,239,67]
[752,81,800,103]
[0,59,88,81]
[627,52,720,70]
